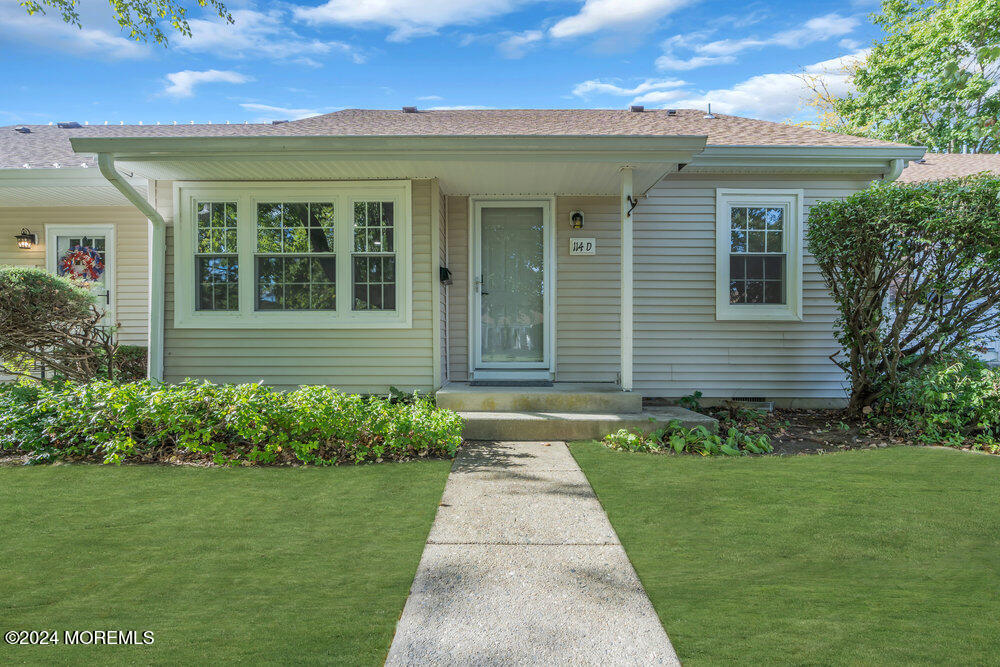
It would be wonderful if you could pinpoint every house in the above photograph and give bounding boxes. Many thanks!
[0,109,927,417]
[898,152,1000,365]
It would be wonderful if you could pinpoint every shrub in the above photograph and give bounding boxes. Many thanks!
[0,266,120,382]
[875,353,1000,452]
[805,175,1000,414]
[111,345,147,382]
[603,420,772,457]
[0,380,464,465]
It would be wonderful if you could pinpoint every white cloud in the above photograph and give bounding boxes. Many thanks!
[572,77,687,98]
[839,38,861,50]
[163,70,251,98]
[658,13,859,70]
[0,2,149,59]
[293,0,526,41]
[498,30,543,58]
[179,9,364,64]
[665,51,868,121]
[239,103,320,121]
[417,95,443,101]
[549,0,696,39]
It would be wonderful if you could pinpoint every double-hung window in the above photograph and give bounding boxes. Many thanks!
[715,189,803,321]
[174,181,411,328]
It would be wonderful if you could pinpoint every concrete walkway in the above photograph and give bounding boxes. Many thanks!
[385,441,680,665]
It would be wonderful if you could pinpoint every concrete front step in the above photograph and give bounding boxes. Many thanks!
[458,406,717,441]
[437,382,641,414]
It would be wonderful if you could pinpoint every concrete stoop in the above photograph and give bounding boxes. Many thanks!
[458,406,718,441]
[437,382,642,413]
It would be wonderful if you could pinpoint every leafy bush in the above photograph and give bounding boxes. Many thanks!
[603,420,772,457]
[111,345,147,382]
[0,380,464,465]
[806,175,1000,414]
[875,353,1000,452]
[0,266,121,382]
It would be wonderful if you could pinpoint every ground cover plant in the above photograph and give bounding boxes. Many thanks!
[603,419,772,457]
[0,461,450,664]
[0,379,463,465]
[570,443,1000,664]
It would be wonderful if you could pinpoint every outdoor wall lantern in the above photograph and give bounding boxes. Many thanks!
[570,211,584,229]
[15,228,37,250]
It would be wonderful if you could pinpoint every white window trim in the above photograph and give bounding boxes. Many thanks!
[715,188,803,322]
[173,180,412,329]
[45,223,117,327]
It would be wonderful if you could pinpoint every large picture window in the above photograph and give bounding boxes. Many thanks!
[174,181,411,329]
[255,202,336,311]
[715,189,803,321]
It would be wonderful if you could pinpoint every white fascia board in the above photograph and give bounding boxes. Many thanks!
[70,135,709,165]
[0,166,147,191]
[687,144,928,174]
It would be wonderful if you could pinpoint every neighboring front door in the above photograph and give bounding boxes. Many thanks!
[472,200,553,380]
[46,225,116,326]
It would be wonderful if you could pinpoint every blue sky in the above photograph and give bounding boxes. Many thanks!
[1,0,883,126]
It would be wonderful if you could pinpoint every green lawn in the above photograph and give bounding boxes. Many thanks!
[0,461,451,665]
[570,444,1000,665]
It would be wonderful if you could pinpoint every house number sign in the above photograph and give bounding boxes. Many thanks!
[570,237,596,255]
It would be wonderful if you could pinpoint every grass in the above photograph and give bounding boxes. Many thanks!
[569,443,1000,665]
[0,461,451,665]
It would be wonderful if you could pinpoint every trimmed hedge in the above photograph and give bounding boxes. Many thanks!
[0,380,463,465]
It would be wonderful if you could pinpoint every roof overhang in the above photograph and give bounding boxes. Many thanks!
[684,145,928,176]
[0,167,146,207]
[70,135,709,196]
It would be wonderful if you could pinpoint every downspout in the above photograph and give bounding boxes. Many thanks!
[882,158,906,182]
[96,153,165,382]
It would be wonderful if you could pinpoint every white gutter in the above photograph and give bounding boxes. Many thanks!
[96,153,165,382]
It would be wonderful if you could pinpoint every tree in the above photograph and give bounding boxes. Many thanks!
[18,0,232,46]
[805,176,1000,414]
[806,0,1000,153]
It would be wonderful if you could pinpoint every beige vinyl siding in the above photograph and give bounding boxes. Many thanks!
[159,179,435,392]
[445,195,469,381]
[0,206,149,344]
[633,173,872,402]
[555,196,621,382]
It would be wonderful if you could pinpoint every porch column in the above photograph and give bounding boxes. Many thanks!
[620,167,634,391]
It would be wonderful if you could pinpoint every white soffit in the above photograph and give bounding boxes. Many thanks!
[114,158,678,196]
[72,135,709,196]
[0,168,146,207]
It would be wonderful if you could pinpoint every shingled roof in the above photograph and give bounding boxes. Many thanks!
[1,108,914,169]
[896,152,1000,183]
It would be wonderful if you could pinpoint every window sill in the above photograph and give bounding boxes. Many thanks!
[715,305,802,322]
[173,311,412,330]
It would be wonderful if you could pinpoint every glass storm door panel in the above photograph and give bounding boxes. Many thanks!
[54,234,111,320]
[479,207,545,364]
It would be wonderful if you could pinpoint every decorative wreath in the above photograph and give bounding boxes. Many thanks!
[59,246,105,281]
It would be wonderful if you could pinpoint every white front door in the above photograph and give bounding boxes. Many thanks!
[46,225,116,326]
[472,200,554,379]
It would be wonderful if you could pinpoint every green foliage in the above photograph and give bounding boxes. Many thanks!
[0,266,119,382]
[603,420,772,457]
[826,0,1000,152]
[805,175,1000,412]
[18,0,233,46]
[0,380,464,465]
[875,353,1000,451]
[678,390,703,411]
[111,345,147,382]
